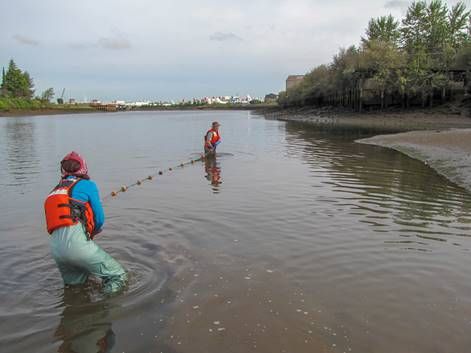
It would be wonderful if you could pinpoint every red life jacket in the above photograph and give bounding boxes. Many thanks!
[44,178,95,236]
[204,129,220,147]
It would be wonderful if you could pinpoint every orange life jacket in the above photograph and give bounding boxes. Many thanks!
[204,129,220,147]
[44,178,95,236]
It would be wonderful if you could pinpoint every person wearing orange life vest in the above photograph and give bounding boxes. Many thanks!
[45,151,127,294]
[204,121,221,156]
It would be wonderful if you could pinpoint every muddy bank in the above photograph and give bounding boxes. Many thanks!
[262,107,471,132]
[357,129,471,192]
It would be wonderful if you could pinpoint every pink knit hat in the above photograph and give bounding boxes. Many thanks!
[61,151,89,179]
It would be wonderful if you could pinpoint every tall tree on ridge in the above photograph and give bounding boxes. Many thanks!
[363,15,401,47]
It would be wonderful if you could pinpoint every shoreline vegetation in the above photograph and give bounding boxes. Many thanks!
[277,0,471,113]
[0,98,96,116]
[0,98,277,117]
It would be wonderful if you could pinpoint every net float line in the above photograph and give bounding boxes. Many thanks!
[102,154,207,202]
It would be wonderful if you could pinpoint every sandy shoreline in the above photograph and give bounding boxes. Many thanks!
[263,108,471,193]
[357,129,471,192]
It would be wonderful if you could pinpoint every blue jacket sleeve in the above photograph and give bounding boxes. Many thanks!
[72,179,105,232]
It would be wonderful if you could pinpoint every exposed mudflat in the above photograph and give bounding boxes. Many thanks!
[357,129,471,193]
[263,108,471,132]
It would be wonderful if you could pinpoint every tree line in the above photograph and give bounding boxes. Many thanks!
[278,0,471,111]
[1,59,54,102]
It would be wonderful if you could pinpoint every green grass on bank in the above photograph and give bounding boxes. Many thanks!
[0,97,50,110]
[0,98,94,112]
[0,98,278,113]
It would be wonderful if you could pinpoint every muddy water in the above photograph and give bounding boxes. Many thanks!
[1,111,471,353]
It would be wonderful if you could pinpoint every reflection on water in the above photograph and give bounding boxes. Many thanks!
[284,122,471,248]
[280,122,471,353]
[1,112,471,353]
[55,287,115,353]
[204,155,222,192]
[2,119,39,190]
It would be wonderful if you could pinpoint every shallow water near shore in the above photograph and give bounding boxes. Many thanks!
[1,111,471,353]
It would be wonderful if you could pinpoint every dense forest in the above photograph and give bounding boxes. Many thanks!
[278,0,471,111]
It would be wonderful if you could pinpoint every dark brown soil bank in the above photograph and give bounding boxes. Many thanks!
[0,108,96,117]
[262,107,471,132]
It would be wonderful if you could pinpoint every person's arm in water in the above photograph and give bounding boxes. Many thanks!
[72,180,105,235]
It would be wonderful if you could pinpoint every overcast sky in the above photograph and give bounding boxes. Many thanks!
[1,0,469,101]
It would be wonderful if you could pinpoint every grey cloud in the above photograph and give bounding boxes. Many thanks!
[69,42,92,49]
[13,34,39,46]
[209,32,242,41]
[384,0,409,10]
[98,36,131,50]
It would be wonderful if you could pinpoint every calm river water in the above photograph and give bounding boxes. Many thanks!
[1,110,471,353]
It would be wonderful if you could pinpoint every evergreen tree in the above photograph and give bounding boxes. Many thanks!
[3,59,35,99]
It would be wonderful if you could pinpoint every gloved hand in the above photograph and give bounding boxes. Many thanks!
[90,228,103,240]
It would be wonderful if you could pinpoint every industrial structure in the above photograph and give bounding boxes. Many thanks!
[286,75,305,90]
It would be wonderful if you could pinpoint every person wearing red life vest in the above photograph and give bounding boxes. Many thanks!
[204,121,221,156]
[44,151,127,294]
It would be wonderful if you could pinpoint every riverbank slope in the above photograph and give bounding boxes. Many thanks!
[357,129,471,192]
[263,107,471,131]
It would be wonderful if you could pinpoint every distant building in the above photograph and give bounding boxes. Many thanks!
[286,75,305,90]
[264,93,278,103]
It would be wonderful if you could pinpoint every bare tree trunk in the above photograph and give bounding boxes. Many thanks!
[353,88,356,110]
[466,70,471,97]
[359,82,363,113]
